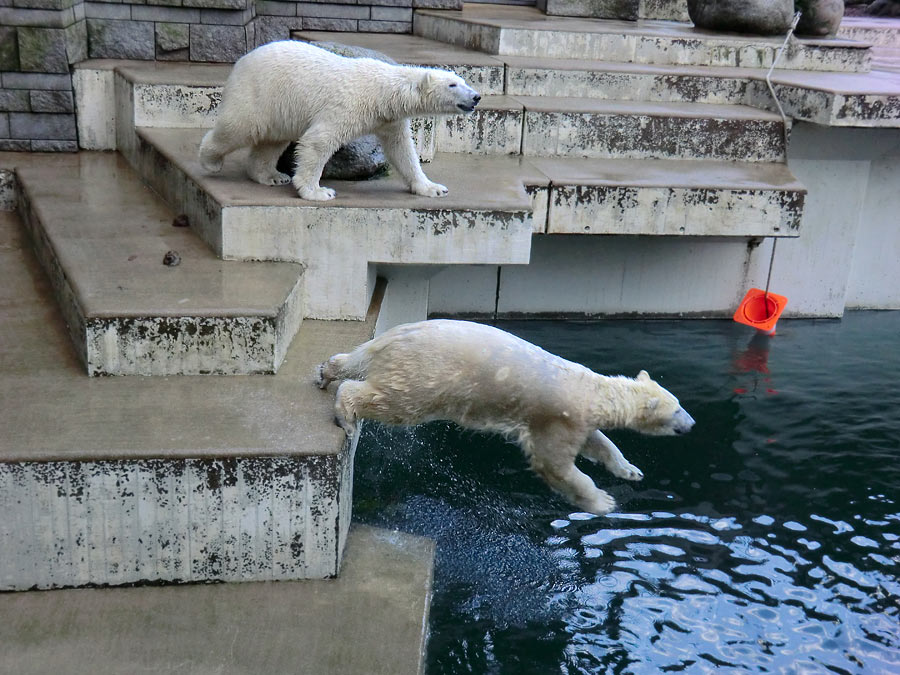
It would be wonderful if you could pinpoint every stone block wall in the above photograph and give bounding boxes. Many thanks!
[1,0,86,151]
[2,0,462,149]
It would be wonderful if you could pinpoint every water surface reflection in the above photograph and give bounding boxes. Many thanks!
[354,313,900,674]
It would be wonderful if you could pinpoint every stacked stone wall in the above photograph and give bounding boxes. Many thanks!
[1,0,86,151]
[1,0,463,149]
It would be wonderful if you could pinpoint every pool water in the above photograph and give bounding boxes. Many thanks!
[352,312,900,674]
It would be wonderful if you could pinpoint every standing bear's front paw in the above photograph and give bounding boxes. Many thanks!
[296,185,336,202]
[412,181,449,198]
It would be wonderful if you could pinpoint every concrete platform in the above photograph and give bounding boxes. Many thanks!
[3,151,304,376]
[414,5,872,72]
[0,210,377,587]
[127,126,534,319]
[0,525,433,675]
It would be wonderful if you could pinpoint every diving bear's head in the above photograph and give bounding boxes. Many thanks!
[421,70,481,114]
[632,370,696,437]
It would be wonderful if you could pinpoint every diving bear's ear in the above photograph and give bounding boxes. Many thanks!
[646,398,660,410]
[637,370,651,382]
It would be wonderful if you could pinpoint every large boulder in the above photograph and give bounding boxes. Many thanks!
[865,0,900,16]
[796,0,844,36]
[687,0,794,35]
[276,41,395,182]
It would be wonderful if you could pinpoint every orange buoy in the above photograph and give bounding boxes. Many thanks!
[733,288,787,335]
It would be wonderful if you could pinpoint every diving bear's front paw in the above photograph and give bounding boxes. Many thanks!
[412,181,449,198]
[610,460,644,482]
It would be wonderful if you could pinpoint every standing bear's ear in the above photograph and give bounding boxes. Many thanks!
[421,71,438,91]
[637,370,651,382]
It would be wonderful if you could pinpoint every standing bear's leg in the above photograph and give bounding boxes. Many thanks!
[291,123,341,201]
[375,120,448,198]
[247,142,292,186]
[199,127,244,173]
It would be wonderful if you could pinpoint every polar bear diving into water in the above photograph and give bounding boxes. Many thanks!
[199,40,481,201]
[315,320,695,515]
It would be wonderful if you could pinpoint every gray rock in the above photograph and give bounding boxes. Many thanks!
[865,0,900,16]
[687,0,794,36]
[87,19,155,60]
[797,0,844,36]
[275,41,396,182]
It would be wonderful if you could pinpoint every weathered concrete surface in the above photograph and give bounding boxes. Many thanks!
[530,156,805,236]
[414,5,872,72]
[0,210,378,586]
[4,151,305,376]
[130,127,535,319]
[295,30,506,95]
[0,525,433,675]
[520,97,786,161]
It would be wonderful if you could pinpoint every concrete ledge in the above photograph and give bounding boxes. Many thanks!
[0,209,380,586]
[0,525,433,674]
[5,151,305,375]
[130,126,534,319]
[414,5,872,72]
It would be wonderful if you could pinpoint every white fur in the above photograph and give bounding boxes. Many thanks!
[315,319,695,515]
[198,40,480,201]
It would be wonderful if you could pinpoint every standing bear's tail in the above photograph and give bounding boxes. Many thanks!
[198,129,225,173]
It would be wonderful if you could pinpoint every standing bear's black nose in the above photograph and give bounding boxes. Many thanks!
[473,94,481,104]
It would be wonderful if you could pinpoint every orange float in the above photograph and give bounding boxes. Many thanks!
[733,288,787,335]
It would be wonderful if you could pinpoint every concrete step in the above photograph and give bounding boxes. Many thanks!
[289,34,900,127]
[413,5,872,72]
[450,96,785,161]
[0,525,433,674]
[127,126,533,320]
[295,30,507,94]
[5,151,304,376]
[838,16,900,48]
[539,0,689,21]
[0,209,376,588]
[531,156,804,236]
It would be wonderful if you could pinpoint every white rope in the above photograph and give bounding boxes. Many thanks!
[762,12,801,297]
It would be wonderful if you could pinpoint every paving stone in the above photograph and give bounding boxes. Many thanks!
[302,17,358,31]
[29,89,74,113]
[189,23,247,62]
[0,89,30,112]
[131,5,200,22]
[156,22,190,52]
[30,138,77,150]
[83,2,132,20]
[1,71,72,90]
[0,113,8,139]
[17,26,70,73]
[0,27,19,71]
[253,14,303,44]
[9,111,76,140]
[88,19,155,60]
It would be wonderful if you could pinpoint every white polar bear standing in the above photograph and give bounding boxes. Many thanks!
[315,319,695,515]
[199,40,481,201]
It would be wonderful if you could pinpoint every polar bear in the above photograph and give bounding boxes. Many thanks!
[198,40,481,201]
[315,319,695,515]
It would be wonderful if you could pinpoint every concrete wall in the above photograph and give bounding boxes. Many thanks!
[428,123,900,318]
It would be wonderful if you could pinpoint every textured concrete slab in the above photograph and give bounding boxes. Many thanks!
[529,156,805,236]
[295,30,506,94]
[414,5,872,72]
[127,126,534,319]
[0,525,433,675]
[2,151,305,376]
[518,96,786,161]
[0,210,378,586]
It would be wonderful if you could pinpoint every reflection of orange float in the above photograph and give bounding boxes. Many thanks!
[733,288,788,335]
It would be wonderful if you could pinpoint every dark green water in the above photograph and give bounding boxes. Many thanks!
[353,312,900,674]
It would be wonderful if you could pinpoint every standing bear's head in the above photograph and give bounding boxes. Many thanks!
[419,69,481,115]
